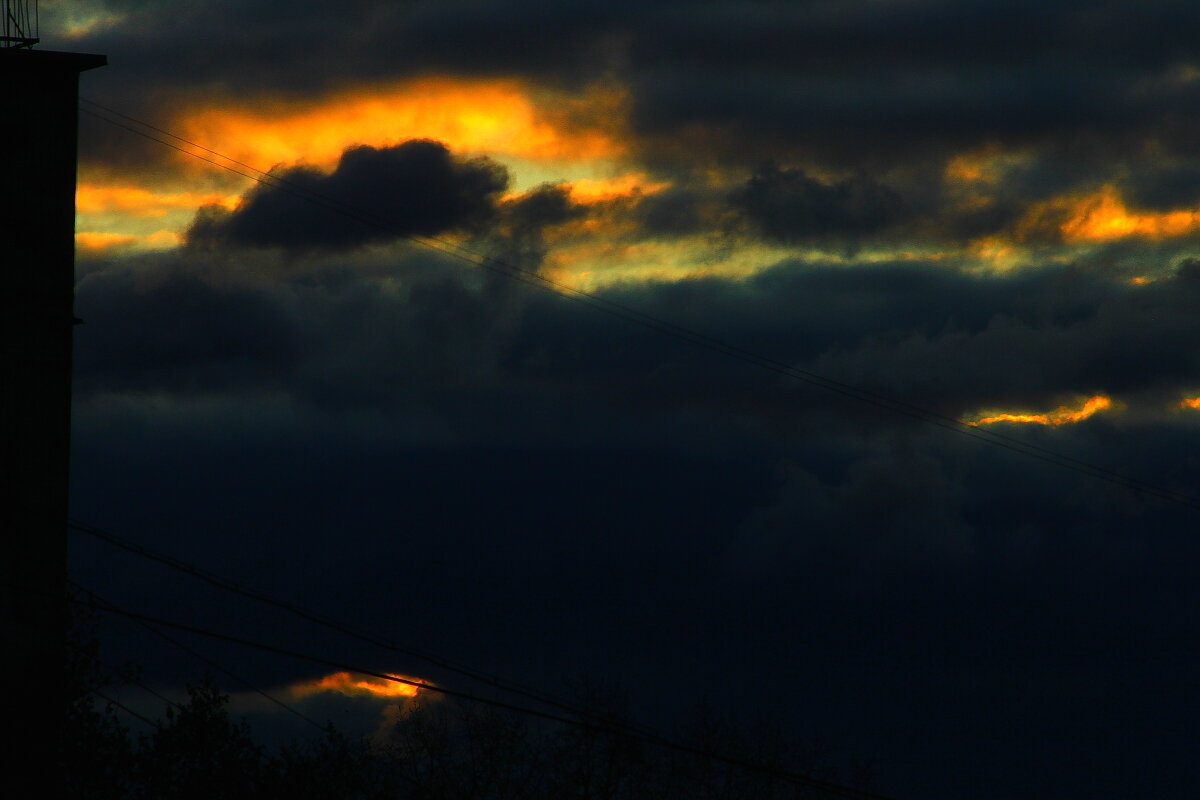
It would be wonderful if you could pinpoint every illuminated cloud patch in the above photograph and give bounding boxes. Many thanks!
[1017,186,1200,244]
[564,173,670,204]
[174,78,626,172]
[1056,186,1200,243]
[289,671,430,700]
[968,395,1113,427]
[75,230,180,252]
[76,184,241,217]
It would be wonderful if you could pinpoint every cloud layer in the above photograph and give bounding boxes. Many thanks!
[56,4,1200,798]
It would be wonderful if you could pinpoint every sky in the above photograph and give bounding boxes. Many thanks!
[49,1,1200,797]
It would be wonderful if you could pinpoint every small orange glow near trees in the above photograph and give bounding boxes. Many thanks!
[290,671,429,699]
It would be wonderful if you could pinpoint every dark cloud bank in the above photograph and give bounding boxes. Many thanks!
[73,230,1200,800]
[61,3,1200,798]
[187,140,507,250]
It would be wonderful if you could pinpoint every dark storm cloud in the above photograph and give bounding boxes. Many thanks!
[730,163,908,245]
[798,262,1200,412]
[74,248,521,411]
[75,245,1200,445]
[624,0,1200,164]
[617,165,909,246]
[1121,163,1200,211]
[486,183,589,270]
[66,0,625,114]
[73,265,299,393]
[186,140,508,251]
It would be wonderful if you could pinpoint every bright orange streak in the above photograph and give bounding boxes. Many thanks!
[75,230,180,251]
[290,671,428,700]
[969,395,1112,426]
[174,78,626,172]
[76,183,241,217]
[565,174,670,204]
[75,232,137,251]
[1181,397,1200,410]
[1057,186,1200,242]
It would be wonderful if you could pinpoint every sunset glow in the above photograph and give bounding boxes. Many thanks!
[290,671,429,700]
[174,79,627,174]
[564,173,670,204]
[56,6,1200,796]
[76,183,241,217]
[968,395,1113,426]
[1056,186,1200,243]
[75,230,181,251]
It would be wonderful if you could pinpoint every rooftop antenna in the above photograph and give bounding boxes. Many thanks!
[2,0,37,48]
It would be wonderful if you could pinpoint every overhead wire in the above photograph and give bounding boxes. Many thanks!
[68,518,663,740]
[92,688,160,729]
[76,98,1200,512]
[75,591,894,800]
[71,578,327,732]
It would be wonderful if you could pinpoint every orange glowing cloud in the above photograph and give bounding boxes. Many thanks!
[75,230,180,252]
[564,173,670,204]
[76,183,241,217]
[968,395,1113,426]
[290,671,429,700]
[1180,397,1200,410]
[1053,186,1200,243]
[943,145,1031,186]
[174,79,627,174]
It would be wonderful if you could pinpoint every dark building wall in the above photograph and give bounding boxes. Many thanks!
[0,47,104,780]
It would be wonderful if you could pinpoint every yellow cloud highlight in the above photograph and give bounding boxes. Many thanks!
[75,230,181,252]
[290,671,429,700]
[968,234,1020,268]
[51,8,126,39]
[968,395,1113,427]
[174,79,627,173]
[77,183,242,218]
[1056,186,1200,242]
[565,173,670,204]
[943,145,1031,186]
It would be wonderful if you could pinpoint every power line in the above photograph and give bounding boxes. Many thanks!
[76,592,894,800]
[77,98,1200,513]
[68,518,662,740]
[72,579,327,732]
[92,689,159,729]
[128,679,182,713]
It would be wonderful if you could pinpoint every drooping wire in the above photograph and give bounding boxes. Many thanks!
[75,591,894,800]
[92,688,160,729]
[68,518,662,740]
[72,579,327,732]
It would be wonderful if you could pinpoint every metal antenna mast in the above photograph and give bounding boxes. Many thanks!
[2,0,38,48]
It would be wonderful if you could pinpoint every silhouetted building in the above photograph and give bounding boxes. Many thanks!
[0,44,104,782]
